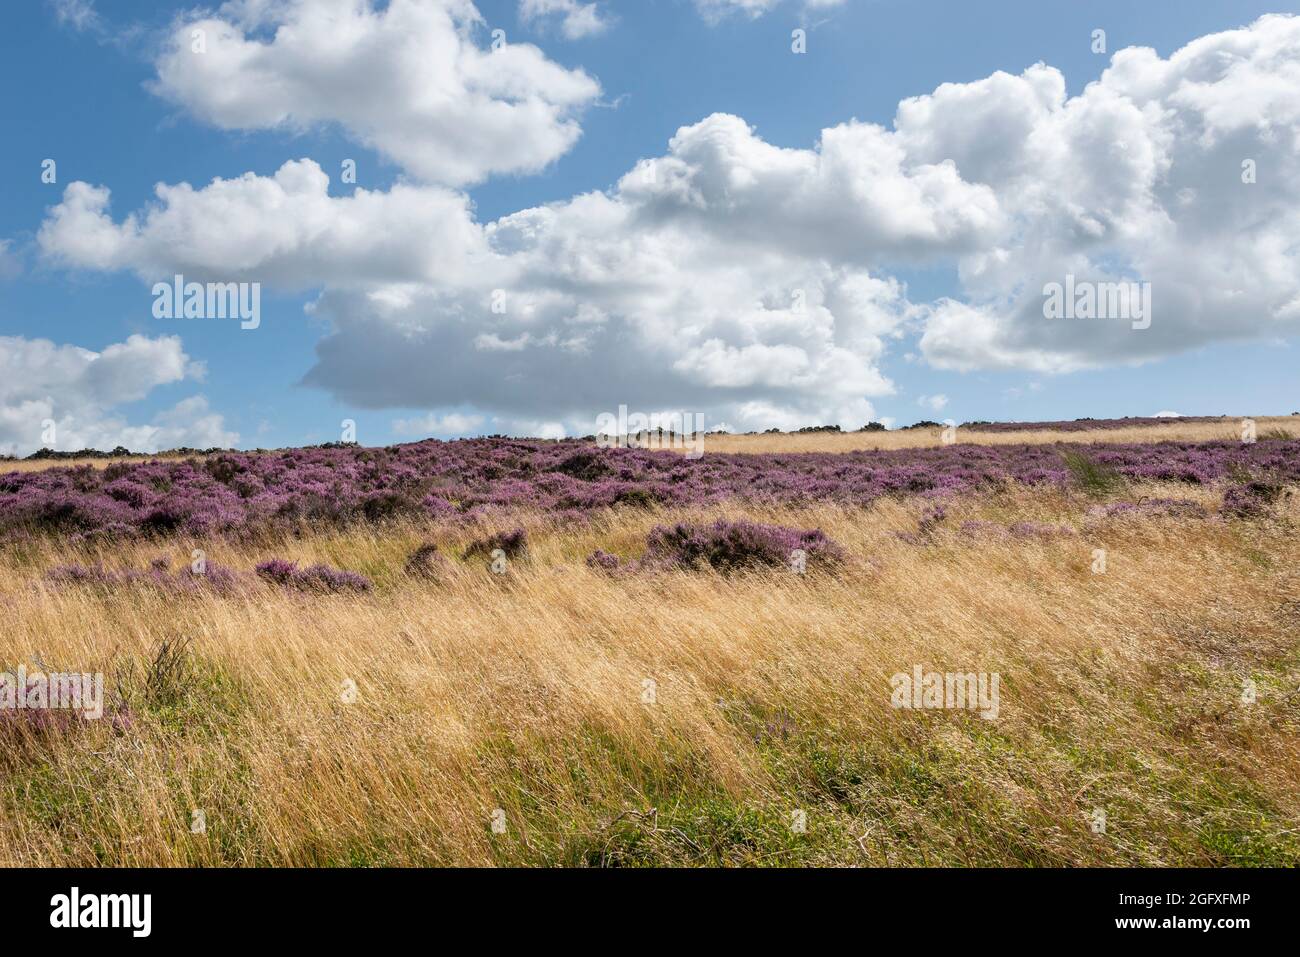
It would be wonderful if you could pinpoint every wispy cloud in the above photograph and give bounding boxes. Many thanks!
[48,0,101,33]
[519,0,612,39]
[694,0,848,24]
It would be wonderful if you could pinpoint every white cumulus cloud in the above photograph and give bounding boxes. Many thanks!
[0,334,237,456]
[912,15,1300,371]
[149,0,601,186]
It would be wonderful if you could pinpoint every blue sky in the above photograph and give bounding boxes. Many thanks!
[1,0,1298,454]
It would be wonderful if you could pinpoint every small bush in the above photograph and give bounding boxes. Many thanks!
[297,564,374,593]
[177,561,241,594]
[1060,451,1125,497]
[255,559,372,593]
[143,636,197,712]
[48,559,241,594]
[463,528,528,561]
[405,542,448,579]
[1221,482,1283,519]
[47,563,117,586]
[360,492,421,522]
[895,505,948,546]
[918,503,947,536]
[613,487,662,509]
[643,519,843,573]
[254,558,297,585]
[552,451,611,482]
[586,549,623,573]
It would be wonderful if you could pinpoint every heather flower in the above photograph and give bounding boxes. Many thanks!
[0,689,79,737]
[2,435,1296,541]
[255,558,372,593]
[552,450,612,481]
[103,479,158,509]
[612,486,666,509]
[68,522,138,545]
[254,558,298,585]
[177,561,241,594]
[48,558,243,595]
[643,519,843,573]
[47,563,118,586]
[360,491,421,522]
[421,495,458,519]
[297,564,373,593]
[139,505,188,534]
[586,549,623,573]
[0,673,133,741]
[1008,521,1074,539]
[1221,482,1282,518]
[919,504,948,533]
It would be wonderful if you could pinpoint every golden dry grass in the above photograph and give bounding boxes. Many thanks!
[692,416,1298,454]
[4,416,1296,472]
[1,480,1297,866]
[2,452,211,474]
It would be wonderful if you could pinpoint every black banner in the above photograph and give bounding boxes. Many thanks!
[0,867,1281,942]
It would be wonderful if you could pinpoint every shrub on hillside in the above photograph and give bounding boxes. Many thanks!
[462,528,528,561]
[405,542,448,579]
[1221,481,1283,518]
[48,558,241,594]
[585,549,623,573]
[643,519,843,572]
[255,559,372,593]
[1060,451,1125,497]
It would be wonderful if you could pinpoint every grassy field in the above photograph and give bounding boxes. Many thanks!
[693,416,1298,454]
[2,472,1297,866]
[3,415,1296,472]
